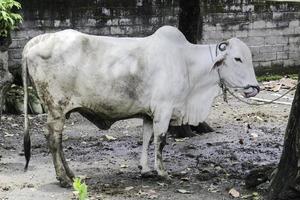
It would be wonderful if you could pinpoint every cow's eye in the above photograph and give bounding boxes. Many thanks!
[234,57,242,63]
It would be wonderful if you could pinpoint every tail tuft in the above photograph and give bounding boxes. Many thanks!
[23,58,31,171]
[24,129,31,171]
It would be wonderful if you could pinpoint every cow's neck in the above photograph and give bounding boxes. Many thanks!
[184,43,220,89]
[173,43,222,126]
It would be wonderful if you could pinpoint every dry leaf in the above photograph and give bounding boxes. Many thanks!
[256,116,263,121]
[181,177,190,181]
[4,132,14,137]
[120,164,128,168]
[229,188,240,198]
[252,192,259,196]
[157,182,167,187]
[102,135,117,141]
[250,132,258,138]
[177,189,192,194]
[78,175,88,180]
[175,138,188,142]
[147,189,158,199]
[241,194,253,199]
[271,83,282,92]
[208,184,219,193]
[124,186,134,191]
[137,189,158,199]
[280,78,297,89]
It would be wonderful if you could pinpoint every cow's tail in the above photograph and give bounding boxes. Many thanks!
[23,57,30,171]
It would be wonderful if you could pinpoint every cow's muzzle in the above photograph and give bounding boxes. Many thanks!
[243,85,260,98]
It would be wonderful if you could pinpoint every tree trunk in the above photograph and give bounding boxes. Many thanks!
[178,0,201,44]
[170,0,213,137]
[0,34,13,120]
[268,71,300,200]
[0,33,12,52]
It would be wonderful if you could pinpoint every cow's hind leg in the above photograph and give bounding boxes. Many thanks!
[46,114,74,187]
[139,118,153,176]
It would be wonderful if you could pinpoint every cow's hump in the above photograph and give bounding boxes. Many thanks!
[153,26,188,45]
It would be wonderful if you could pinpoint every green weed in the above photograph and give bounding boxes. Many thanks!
[73,177,89,200]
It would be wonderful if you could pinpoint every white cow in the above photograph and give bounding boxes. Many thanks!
[22,26,259,186]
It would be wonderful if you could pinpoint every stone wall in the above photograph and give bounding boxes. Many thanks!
[8,0,300,79]
[200,0,300,74]
[9,0,179,79]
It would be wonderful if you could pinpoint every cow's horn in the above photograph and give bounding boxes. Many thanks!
[218,41,228,51]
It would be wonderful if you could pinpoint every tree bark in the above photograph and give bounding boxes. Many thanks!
[170,0,213,137]
[268,71,300,200]
[0,34,13,120]
[0,33,12,52]
[178,0,200,44]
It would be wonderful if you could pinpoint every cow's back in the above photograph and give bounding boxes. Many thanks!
[23,30,154,119]
[23,27,190,122]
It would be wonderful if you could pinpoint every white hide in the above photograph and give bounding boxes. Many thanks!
[22,26,260,180]
[23,26,258,128]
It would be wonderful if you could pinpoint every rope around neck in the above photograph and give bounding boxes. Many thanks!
[221,79,299,106]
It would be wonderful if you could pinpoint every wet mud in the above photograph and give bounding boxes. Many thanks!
[0,89,293,199]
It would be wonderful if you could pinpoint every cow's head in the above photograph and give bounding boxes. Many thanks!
[213,38,259,98]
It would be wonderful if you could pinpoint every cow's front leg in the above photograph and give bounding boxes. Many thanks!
[46,115,74,187]
[139,118,153,176]
[154,131,168,177]
[153,110,172,178]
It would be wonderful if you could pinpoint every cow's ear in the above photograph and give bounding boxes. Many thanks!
[212,53,226,69]
[213,41,229,69]
[218,41,229,52]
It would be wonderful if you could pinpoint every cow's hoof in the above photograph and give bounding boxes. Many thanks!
[158,174,172,182]
[59,180,72,188]
[157,171,172,181]
[141,170,157,178]
[57,177,72,188]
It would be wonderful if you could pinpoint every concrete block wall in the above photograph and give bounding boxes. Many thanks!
[200,1,300,71]
[8,0,300,77]
[8,0,179,78]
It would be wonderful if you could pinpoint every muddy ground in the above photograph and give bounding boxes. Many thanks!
[0,88,294,200]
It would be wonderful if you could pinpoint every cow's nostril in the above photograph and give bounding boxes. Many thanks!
[253,85,260,93]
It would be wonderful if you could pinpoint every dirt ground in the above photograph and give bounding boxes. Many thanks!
[0,86,294,200]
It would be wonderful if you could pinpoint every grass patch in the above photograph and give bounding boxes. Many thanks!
[257,74,298,82]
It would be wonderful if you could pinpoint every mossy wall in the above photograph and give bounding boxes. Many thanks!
[8,0,300,79]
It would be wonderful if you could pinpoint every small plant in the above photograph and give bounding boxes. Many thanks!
[73,177,89,200]
[0,0,23,37]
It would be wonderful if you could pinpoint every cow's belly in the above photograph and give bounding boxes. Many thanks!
[71,72,149,119]
[78,95,148,119]
[72,103,147,130]
[31,74,149,121]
